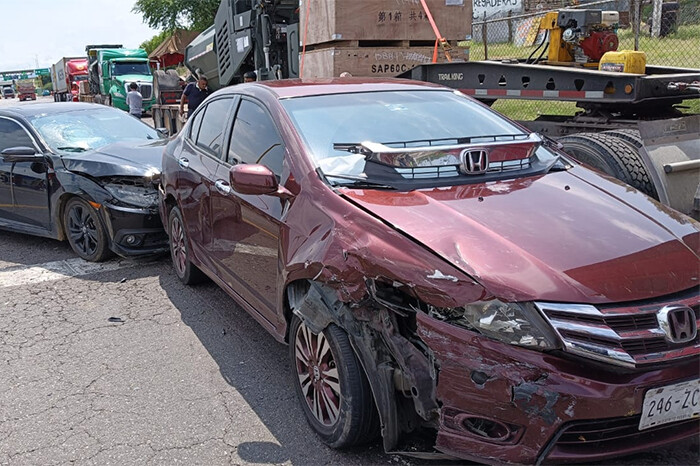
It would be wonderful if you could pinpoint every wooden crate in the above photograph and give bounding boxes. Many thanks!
[301,46,449,78]
[300,0,472,46]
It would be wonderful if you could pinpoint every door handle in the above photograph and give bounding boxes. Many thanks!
[178,157,189,169]
[215,179,232,195]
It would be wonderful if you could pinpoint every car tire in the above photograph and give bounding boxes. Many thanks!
[558,132,658,199]
[63,197,111,262]
[168,206,206,285]
[289,314,379,448]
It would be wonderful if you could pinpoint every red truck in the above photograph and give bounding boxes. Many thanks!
[50,57,88,102]
[16,79,36,101]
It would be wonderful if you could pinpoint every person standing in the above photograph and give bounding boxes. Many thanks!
[125,83,143,119]
[179,76,211,117]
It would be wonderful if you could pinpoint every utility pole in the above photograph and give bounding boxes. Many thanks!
[651,0,662,38]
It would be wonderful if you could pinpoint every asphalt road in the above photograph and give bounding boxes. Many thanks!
[0,96,698,466]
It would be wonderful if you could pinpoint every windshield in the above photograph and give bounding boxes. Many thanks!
[281,90,540,183]
[29,107,160,154]
[112,61,151,76]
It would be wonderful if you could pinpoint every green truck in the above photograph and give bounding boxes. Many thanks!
[85,44,155,112]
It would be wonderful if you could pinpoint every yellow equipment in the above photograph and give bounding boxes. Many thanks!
[599,50,647,74]
[541,9,620,66]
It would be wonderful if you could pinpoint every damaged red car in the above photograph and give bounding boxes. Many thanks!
[159,79,699,464]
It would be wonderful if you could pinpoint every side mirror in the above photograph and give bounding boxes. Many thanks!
[1,147,43,163]
[155,127,170,138]
[230,164,278,196]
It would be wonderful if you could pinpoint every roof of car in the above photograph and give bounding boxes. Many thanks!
[0,102,105,118]
[222,77,445,99]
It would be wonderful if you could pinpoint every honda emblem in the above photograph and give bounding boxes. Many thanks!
[460,149,489,175]
[657,305,697,344]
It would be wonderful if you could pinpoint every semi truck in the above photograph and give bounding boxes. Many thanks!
[51,57,88,102]
[84,44,155,112]
[0,80,15,99]
[177,0,699,220]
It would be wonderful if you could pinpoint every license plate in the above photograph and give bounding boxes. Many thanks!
[639,379,700,430]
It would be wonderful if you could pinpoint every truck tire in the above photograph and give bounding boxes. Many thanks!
[601,130,659,200]
[558,132,658,199]
[603,128,643,150]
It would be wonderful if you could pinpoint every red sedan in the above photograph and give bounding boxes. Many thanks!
[158,78,699,464]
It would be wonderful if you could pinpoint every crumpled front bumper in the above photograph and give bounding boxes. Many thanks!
[100,202,168,257]
[416,313,699,464]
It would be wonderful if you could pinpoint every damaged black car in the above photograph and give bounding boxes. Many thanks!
[0,103,168,261]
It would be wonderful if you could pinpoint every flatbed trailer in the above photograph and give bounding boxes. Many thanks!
[402,62,700,219]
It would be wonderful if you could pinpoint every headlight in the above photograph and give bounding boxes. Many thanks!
[104,183,158,207]
[113,91,124,98]
[432,300,560,350]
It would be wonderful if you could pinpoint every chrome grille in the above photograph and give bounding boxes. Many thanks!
[536,294,700,367]
[139,83,152,100]
[487,158,531,172]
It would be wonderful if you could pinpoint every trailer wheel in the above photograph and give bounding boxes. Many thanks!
[599,130,658,200]
[558,132,658,199]
[603,129,643,149]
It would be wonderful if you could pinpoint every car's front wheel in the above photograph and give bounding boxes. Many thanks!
[63,197,111,262]
[168,206,206,285]
[289,315,379,448]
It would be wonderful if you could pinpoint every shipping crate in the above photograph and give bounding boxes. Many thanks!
[300,0,472,46]
[301,46,450,78]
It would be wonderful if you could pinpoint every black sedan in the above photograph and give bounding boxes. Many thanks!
[0,103,168,261]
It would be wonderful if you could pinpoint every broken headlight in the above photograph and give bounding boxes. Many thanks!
[104,182,158,208]
[432,300,560,350]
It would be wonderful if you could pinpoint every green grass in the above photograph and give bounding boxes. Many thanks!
[469,23,700,120]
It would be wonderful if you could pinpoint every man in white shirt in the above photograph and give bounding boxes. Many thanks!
[126,83,143,119]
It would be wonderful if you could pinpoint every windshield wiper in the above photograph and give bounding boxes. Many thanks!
[326,174,395,189]
[57,146,90,152]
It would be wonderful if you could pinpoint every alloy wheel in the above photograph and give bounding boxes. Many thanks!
[294,322,342,427]
[170,215,187,277]
[67,203,99,257]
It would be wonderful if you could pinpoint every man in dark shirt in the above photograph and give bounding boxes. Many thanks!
[179,76,211,117]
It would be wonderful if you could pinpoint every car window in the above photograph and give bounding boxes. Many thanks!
[0,118,36,152]
[195,98,233,159]
[227,99,285,177]
[188,106,205,142]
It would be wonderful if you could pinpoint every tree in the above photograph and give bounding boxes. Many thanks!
[133,0,220,31]
[140,30,171,55]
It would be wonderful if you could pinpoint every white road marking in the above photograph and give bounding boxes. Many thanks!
[0,258,139,289]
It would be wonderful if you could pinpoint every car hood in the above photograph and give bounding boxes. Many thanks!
[60,140,165,177]
[340,167,700,304]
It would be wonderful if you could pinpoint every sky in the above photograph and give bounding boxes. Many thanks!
[0,0,161,72]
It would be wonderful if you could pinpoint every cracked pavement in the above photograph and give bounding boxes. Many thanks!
[0,230,698,465]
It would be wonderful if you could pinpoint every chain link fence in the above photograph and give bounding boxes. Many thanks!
[468,0,700,120]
